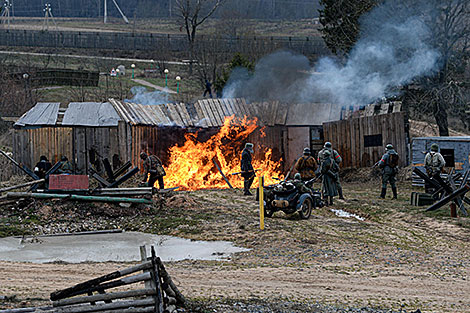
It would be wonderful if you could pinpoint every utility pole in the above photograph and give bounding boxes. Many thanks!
[104,0,107,23]
[43,3,58,31]
[104,0,129,24]
[1,0,12,30]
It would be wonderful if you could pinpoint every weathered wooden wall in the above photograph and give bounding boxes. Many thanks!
[323,112,408,168]
[12,126,123,175]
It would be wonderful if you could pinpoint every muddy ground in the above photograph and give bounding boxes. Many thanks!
[0,176,469,313]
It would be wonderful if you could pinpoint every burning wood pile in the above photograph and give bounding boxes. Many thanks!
[164,116,283,190]
[0,247,185,313]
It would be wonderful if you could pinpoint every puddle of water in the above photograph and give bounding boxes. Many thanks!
[0,231,250,264]
[330,209,365,221]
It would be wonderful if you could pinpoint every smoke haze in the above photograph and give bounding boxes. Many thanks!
[223,0,440,106]
[125,86,169,105]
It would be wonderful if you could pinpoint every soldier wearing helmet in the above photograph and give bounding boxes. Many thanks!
[294,147,318,181]
[376,143,399,199]
[318,142,344,199]
[424,143,446,187]
[319,149,338,205]
[140,151,165,189]
[240,143,255,195]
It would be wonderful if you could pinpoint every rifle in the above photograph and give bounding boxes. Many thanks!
[283,158,298,182]
[231,169,261,176]
[372,161,380,168]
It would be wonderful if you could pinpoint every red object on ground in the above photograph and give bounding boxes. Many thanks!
[49,175,89,190]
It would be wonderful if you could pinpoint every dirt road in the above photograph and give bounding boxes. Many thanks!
[1,183,469,312]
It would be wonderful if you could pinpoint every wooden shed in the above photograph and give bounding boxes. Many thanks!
[12,98,347,178]
[13,102,122,174]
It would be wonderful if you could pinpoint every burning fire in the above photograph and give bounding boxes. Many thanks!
[164,116,283,190]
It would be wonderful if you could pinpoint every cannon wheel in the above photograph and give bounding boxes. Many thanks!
[299,197,312,219]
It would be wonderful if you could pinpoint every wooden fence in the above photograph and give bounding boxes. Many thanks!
[0,29,328,55]
[323,112,408,168]
[0,246,184,313]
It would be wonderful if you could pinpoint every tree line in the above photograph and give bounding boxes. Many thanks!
[9,0,320,20]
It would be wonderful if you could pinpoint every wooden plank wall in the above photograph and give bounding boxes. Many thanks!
[13,127,74,171]
[12,126,123,175]
[323,112,407,168]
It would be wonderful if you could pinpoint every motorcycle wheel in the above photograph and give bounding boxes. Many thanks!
[265,206,275,218]
[299,198,312,219]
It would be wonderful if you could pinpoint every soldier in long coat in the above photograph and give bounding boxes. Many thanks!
[320,150,338,205]
[241,143,255,195]
[318,142,344,199]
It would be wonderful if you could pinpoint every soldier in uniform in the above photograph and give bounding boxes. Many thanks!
[292,173,313,194]
[320,150,338,205]
[241,143,255,195]
[377,144,399,199]
[140,152,165,189]
[318,142,344,199]
[294,147,317,181]
[58,156,73,174]
[425,143,446,187]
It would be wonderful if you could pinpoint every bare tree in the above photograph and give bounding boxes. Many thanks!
[406,0,470,135]
[174,0,224,73]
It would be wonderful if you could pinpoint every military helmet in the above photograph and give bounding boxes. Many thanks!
[386,144,394,150]
[324,142,332,148]
[303,147,311,155]
[61,155,68,161]
[430,143,439,152]
[245,142,254,153]
[140,152,148,159]
[323,149,331,157]
[294,173,301,180]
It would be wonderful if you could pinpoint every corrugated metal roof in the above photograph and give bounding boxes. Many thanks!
[15,102,60,127]
[16,99,342,129]
[62,102,121,127]
[285,103,341,126]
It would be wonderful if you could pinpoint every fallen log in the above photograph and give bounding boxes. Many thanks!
[14,229,122,239]
[0,307,54,313]
[0,179,45,193]
[6,192,153,204]
[51,262,153,301]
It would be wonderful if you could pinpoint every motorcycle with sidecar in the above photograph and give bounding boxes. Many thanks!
[261,178,323,219]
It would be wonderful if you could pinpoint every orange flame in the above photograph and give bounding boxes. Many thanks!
[164,116,283,190]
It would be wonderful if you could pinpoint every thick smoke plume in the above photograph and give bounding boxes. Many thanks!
[125,86,169,105]
[223,0,440,106]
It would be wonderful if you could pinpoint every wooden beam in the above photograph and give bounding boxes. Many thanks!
[212,157,233,189]
[0,150,40,180]
[53,289,155,307]
[0,179,45,193]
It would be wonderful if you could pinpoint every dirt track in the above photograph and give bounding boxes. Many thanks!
[1,182,470,312]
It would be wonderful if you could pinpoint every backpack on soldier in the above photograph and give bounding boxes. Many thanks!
[388,152,399,168]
